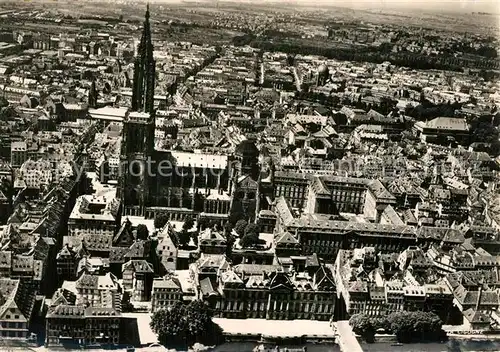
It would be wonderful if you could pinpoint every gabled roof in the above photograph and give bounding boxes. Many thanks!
[125,240,151,259]
[0,278,21,320]
[76,273,98,290]
[425,117,469,131]
[198,254,229,270]
[123,259,154,274]
[46,304,86,319]
[268,271,294,291]
[0,251,12,270]
[83,234,112,251]
[234,264,282,276]
[463,308,491,324]
[349,280,368,293]
[51,288,77,307]
[306,253,320,268]
[200,228,226,243]
[236,174,258,188]
[109,246,129,263]
[221,270,244,285]
[56,244,74,260]
[153,277,181,290]
[314,265,335,291]
[276,232,299,246]
[113,218,134,247]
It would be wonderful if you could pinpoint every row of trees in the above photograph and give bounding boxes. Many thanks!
[234,219,265,248]
[404,99,462,121]
[349,311,447,344]
[231,35,499,76]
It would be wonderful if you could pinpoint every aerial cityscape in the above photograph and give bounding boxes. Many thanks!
[0,0,499,351]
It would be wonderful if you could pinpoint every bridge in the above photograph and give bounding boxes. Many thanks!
[335,321,364,352]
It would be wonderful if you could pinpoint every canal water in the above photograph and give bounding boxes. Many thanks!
[212,342,338,351]
[210,339,500,352]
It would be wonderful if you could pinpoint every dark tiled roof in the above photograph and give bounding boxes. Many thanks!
[47,304,85,318]
[123,259,154,274]
[199,277,216,297]
[75,273,98,290]
[109,247,129,263]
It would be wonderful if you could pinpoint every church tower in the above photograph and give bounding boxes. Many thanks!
[131,3,155,113]
[119,5,156,217]
[88,79,97,109]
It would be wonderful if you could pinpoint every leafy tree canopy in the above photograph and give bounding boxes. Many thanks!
[177,230,191,247]
[349,314,376,343]
[0,96,8,109]
[154,214,169,229]
[387,311,446,343]
[234,219,248,236]
[244,223,260,237]
[197,217,210,231]
[349,311,446,344]
[136,224,149,240]
[183,215,195,231]
[150,301,223,348]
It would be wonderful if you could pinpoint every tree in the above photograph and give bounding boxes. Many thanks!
[234,220,248,236]
[150,301,223,348]
[349,314,376,343]
[240,233,261,248]
[244,223,260,237]
[0,96,8,109]
[387,311,446,343]
[183,215,195,231]
[197,217,209,231]
[154,214,169,229]
[177,230,191,247]
[136,224,149,240]
[121,291,134,312]
[225,232,236,257]
[373,316,391,333]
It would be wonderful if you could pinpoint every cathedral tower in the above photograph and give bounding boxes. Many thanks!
[119,5,156,217]
[88,79,97,109]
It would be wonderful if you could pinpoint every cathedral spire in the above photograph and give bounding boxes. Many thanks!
[131,4,155,113]
[88,79,97,109]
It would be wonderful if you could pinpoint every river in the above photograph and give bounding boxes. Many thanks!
[210,339,500,352]
[212,342,338,351]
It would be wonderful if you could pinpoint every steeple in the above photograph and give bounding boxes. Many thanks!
[131,4,155,113]
[88,79,97,109]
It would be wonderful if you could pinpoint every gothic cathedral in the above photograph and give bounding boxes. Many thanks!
[119,5,156,217]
